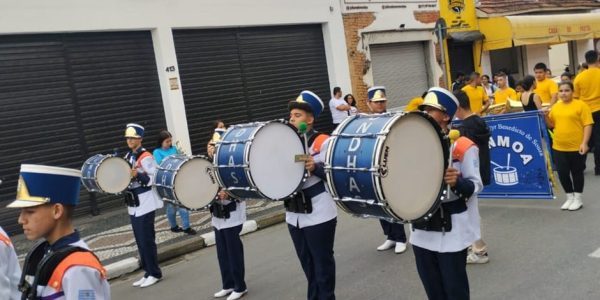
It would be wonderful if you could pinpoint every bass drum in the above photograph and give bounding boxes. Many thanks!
[81,154,131,194]
[154,155,219,210]
[325,111,449,223]
[213,120,307,201]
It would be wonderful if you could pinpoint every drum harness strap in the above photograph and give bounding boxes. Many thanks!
[123,148,152,207]
[284,130,328,214]
[210,200,238,219]
[18,241,104,300]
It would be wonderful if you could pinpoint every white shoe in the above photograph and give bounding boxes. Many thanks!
[561,193,574,210]
[568,193,583,211]
[227,290,247,300]
[132,276,147,287]
[394,242,407,254]
[214,289,234,298]
[467,252,489,264]
[377,240,396,251]
[140,276,161,288]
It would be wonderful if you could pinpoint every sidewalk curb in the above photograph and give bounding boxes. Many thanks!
[107,210,285,280]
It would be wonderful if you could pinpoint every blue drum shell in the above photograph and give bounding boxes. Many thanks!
[328,115,396,202]
[214,125,262,199]
[155,155,187,201]
[81,154,106,192]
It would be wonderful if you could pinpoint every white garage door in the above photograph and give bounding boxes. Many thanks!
[370,42,430,110]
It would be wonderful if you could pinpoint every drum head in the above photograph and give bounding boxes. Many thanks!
[97,157,131,194]
[381,113,446,221]
[249,122,305,200]
[174,157,219,209]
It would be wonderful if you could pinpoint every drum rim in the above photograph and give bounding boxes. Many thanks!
[399,111,450,223]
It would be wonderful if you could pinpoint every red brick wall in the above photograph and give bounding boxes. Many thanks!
[342,12,375,112]
[413,10,440,24]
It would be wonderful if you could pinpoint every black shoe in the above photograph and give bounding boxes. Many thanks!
[183,228,197,235]
[170,226,183,233]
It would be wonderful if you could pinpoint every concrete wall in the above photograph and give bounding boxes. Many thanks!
[524,44,550,74]
[0,0,351,152]
[340,0,441,111]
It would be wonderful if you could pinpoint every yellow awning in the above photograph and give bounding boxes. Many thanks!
[479,13,600,51]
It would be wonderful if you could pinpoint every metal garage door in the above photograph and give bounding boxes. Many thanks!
[173,25,333,154]
[0,31,165,234]
[371,42,430,110]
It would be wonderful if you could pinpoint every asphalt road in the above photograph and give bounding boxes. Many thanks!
[111,169,600,300]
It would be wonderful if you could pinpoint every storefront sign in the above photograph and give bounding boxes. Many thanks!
[438,0,478,32]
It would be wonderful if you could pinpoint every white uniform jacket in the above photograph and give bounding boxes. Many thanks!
[212,200,247,230]
[286,134,338,229]
[410,141,483,253]
[29,239,111,300]
[126,150,164,217]
[0,227,21,300]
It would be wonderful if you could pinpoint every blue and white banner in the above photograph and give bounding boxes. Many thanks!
[479,111,554,199]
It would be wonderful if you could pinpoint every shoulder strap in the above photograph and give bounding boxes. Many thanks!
[452,137,477,162]
[136,150,153,168]
[0,232,11,246]
[46,250,106,291]
[19,241,50,300]
[309,133,329,154]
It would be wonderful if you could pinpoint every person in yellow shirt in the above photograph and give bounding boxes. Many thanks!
[533,62,558,105]
[544,81,593,211]
[461,72,489,115]
[573,50,600,176]
[493,73,517,106]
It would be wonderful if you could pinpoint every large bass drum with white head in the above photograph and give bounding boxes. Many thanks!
[213,120,307,201]
[325,111,449,223]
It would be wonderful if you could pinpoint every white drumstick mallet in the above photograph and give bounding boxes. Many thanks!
[446,129,461,199]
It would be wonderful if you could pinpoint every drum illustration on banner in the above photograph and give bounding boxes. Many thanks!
[491,154,519,186]
[476,111,554,199]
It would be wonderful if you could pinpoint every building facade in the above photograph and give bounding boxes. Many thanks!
[0,0,351,233]
[341,0,444,111]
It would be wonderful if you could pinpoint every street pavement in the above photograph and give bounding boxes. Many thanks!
[111,167,600,300]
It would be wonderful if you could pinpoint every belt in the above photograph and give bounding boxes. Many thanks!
[130,186,151,196]
[302,181,326,199]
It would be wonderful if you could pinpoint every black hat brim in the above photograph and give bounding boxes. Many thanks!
[288,101,314,114]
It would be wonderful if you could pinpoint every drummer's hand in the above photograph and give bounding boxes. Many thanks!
[305,156,316,172]
[217,190,228,200]
[130,169,137,178]
[207,144,216,157]
[444,167,460,187]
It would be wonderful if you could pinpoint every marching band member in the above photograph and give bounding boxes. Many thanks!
[211,190,248,300]
[0,225,21,300]
[366,86,407,254]
[411,88,483,300]
[124,123,163,288]
[8,164,110,299]
[287,91,337,300]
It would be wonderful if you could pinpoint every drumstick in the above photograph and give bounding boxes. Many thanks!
[491,161,503,168]
[506,153,511,169]
[447,129,461,200]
